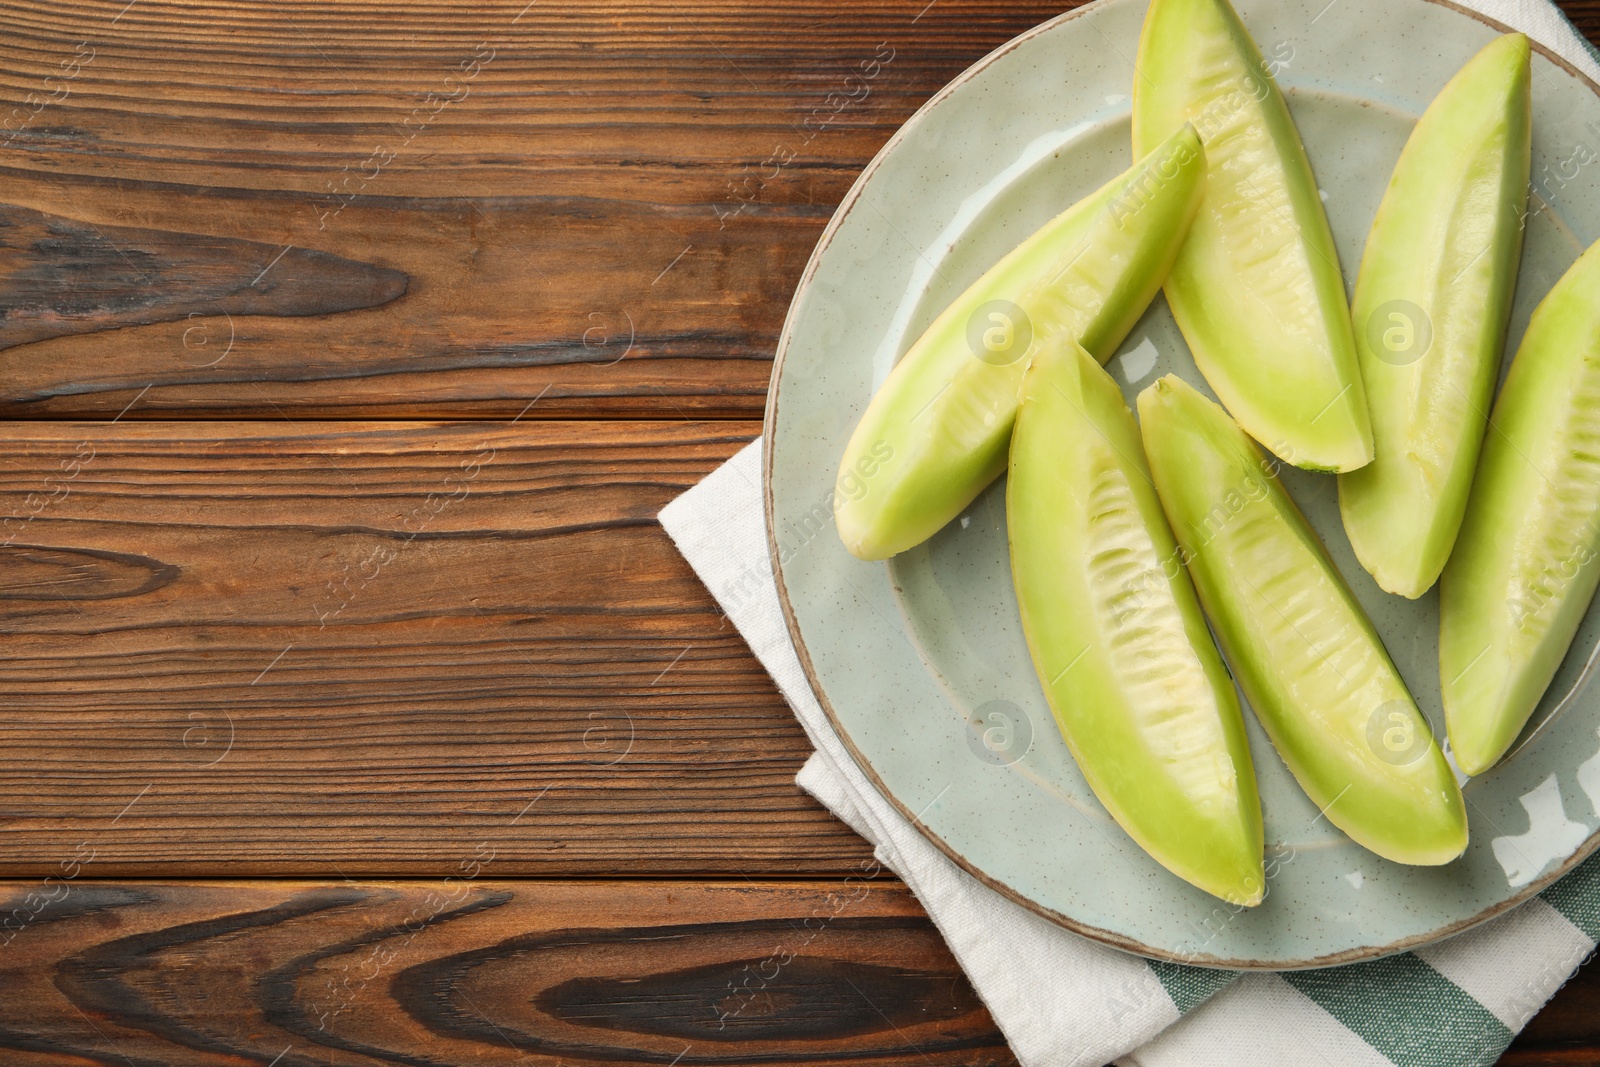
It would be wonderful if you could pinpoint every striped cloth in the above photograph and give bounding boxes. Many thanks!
[661,12,1600,1059]
[1129,883,1600,1065]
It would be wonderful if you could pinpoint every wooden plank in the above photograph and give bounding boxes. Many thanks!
[0,0,1593,421]
[0,877,1018,1066]
[0,875,1593,1066]
[0,419,873,876]
[0,0,1068,420]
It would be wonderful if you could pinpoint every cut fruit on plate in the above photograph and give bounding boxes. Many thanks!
[1340,33,1532,600]
[1132,0,1372,473]
[1009,340,1264,904]
[1139,375,1467,867]
[1442,237,1600,777]
[833,124,1205,561]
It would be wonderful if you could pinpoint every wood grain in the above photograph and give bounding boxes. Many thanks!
[0,419,875,876]
[0,875,1594,1067]
[0,203,408,352]
[0,878,1016,1066]
[0,0,1068,420]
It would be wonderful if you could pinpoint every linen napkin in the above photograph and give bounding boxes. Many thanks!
[659,6,1600,1064]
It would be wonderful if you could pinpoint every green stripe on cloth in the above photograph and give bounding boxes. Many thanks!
[1540,852,1600,941]
[1147,960,1236,1013]
[1285,954,1510,1067]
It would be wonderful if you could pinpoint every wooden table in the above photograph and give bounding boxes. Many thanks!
[1,1,1598,1063]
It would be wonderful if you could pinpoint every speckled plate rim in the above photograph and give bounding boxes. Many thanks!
[762,0,1600,969]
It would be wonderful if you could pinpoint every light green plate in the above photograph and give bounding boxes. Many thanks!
[765,0,1600,968]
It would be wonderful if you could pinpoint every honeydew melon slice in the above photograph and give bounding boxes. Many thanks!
[1132,0,1372,473]
[1010,340,1263,904]
[834,125,1205,560]
[1442,238,1600,776]
[1340,34,1532,599]
[1139,375,1467,866]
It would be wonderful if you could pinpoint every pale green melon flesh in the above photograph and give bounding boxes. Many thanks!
[1340,34,1532,599]
[834,125,1205,561]
[1009,342,1263,904]
[1132,0,1372,473]
[1139,376,1467,866]
[1442,238,1600,776]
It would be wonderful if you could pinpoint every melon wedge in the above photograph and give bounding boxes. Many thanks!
[1010,341,1263,904]
[834,125,1205,561]
[1132,0,1372,473]
[1140,375,1466,866]
[1442,238,1600,776]
[1340,34,1532,599]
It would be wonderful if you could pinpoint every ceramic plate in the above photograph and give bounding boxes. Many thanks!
[765,0,1600,967]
